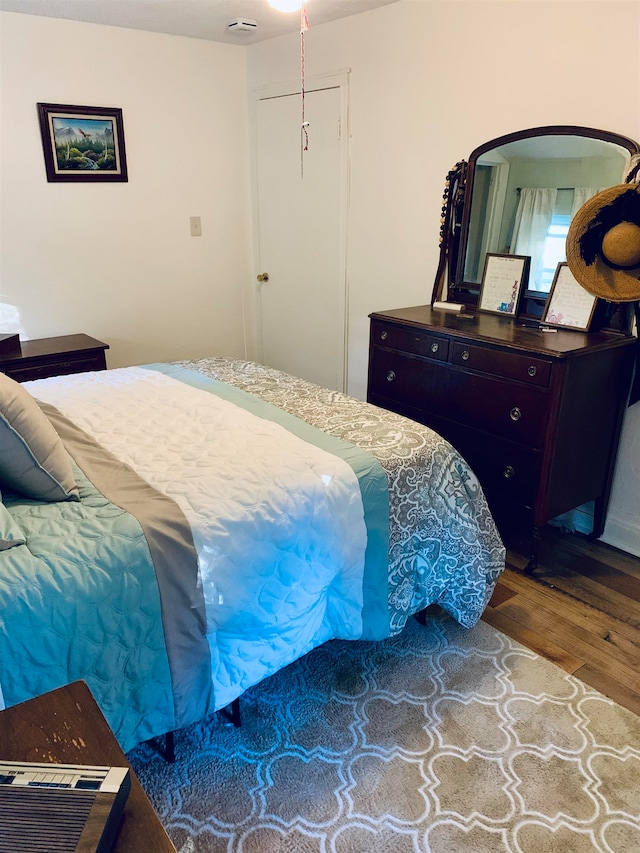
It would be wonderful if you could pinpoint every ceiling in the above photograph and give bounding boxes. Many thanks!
[0,0,400,44]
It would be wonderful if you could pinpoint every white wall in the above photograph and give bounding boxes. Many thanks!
[247,0,640,555]
[0,12,252,367]
[605,406,640,555]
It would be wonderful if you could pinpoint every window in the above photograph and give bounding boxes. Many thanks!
[538,215,570,290]
[537,189,573,292]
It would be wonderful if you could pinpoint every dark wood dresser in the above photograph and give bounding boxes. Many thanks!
[367,305,636,570]
[0,334,109,382]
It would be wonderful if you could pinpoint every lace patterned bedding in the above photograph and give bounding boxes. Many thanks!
[178,358,506,631]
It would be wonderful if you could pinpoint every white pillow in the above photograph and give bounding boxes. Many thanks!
[0,372,79,502]
[0,501,26,550]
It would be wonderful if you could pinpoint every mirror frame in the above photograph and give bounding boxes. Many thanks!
[446,125,640,315]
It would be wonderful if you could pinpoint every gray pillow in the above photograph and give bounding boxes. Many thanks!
[0,372,79,502]
[0,501,26,550]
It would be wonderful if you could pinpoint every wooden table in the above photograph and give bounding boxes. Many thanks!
[0,680,176,852]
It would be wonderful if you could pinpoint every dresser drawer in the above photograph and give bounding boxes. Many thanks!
[4,355,106,382]
[447,369,549,448]
[371,320,449,361]
[439,420,542,506]
[0,335,108,382]
[369,347,450,412]
[450,341,551,387]
[370,346,549,448]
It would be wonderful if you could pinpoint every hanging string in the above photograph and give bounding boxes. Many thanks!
[300,3,309,178]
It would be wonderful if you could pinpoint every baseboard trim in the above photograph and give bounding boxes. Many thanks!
[600,513,640,558]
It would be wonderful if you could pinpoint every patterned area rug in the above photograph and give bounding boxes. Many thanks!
[128,613,640,853]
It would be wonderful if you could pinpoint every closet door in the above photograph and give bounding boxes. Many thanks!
[255,84,347,391]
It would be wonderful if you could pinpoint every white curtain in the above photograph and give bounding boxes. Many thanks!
[571,187,605,216]
[512,188,557,290]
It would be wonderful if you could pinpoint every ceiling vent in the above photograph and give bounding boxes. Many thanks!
[228,18,258,33]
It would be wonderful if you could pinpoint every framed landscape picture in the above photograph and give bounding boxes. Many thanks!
[37,103,128,182]
[542,263,598,331]
[477,253,530,318]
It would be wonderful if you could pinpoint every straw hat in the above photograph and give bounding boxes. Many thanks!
[566,183,640,302]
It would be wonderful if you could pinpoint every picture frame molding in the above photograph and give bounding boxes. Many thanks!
[477,253,530,318]
[37,102,128,183]
[541,262,598,331]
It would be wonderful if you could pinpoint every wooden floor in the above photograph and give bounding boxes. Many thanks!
[482,526,640,717]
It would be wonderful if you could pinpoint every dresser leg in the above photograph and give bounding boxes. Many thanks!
[524,527,543,575]
[590,496,606,540]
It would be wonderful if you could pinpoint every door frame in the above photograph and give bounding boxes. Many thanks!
[248,70,351,392]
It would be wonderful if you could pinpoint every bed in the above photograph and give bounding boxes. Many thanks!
[0,357,505,753]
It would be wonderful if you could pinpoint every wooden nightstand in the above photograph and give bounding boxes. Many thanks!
[0,680,177,853]
[0,334,109,382]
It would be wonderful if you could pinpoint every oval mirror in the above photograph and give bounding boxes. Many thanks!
[448,126,640,313]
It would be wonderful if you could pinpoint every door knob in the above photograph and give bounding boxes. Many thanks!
[257,272,270,282]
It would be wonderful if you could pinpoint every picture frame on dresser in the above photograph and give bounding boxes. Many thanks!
[541,263,598,331]
[477,253,530,318]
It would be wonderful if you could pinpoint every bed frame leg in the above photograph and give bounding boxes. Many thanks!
[163,730,176,763]
[146,729,176,763]
[414,604,441,625]
[414,609,428,625]
[146,701,241,762]
[220,697,242,727]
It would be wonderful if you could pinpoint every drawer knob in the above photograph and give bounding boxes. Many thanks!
[528,365,537,377]
[386,370,396,382]
[503,465,515,479]
[461,349,470,361]
[431,342,439,353]
[510,406,522,422]
[380,330,388,341]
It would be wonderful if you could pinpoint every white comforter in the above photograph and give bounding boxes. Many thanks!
[26,367,369,708]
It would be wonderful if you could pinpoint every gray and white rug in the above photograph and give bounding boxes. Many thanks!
[128,612,640,853]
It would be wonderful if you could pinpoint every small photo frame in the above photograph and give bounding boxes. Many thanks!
[37,102,128,182]
[542,263,597,331]
[478,253,530,318]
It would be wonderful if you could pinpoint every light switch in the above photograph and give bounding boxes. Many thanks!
[190,216,202,237]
